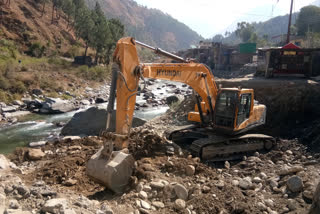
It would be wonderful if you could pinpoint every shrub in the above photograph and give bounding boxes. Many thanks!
[27,42,46,58]
[0,75,10,90]
[0,90,9,103]
[10,80,27,94]
[64,45,81,58]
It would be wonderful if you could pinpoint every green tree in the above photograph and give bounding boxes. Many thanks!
[235,22,255,43]
[296,6,320,35]
[74,7,95,57]
[61,0,75,27]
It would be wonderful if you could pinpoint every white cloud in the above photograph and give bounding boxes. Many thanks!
[135,0,315,38]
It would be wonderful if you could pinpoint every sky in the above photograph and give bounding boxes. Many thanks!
[134,0,317,38]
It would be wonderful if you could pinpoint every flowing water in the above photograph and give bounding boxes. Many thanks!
[0,80,187,154]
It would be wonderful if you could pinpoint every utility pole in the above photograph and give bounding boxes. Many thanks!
[286,0,294,44]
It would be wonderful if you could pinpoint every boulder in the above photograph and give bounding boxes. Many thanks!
[42,198,68,213]
[61,107,146,136]
[40,98,76,114]
[166,95,179,105]
[1,106,19,113]
[287,176,303,193]
[95,97,108,103]
[29,141,47,147]
[12,100,24,106]
[27,148,45,160]
[174,183,188,200]
[0,155,10,170]
[80,100,90,105]
[32,89,43,96]
[86,148,135,193]
[3,111,30,119]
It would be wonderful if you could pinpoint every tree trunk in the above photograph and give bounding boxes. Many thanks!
[40,3,45,17]
[94,50,99,65]
[51,4,55,24]
[84,44,88,58]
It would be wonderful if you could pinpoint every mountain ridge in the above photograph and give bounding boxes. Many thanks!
[85,0,203,51]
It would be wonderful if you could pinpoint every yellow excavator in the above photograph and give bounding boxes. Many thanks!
[86,37,275,192]
[103,37,274,161]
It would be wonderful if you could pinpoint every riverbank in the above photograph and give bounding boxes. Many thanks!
[0,116,319,213]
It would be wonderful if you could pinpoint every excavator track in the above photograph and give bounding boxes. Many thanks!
[190,134,275,162]
[169,127,275,162]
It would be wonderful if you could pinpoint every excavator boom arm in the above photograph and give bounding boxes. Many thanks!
[111,37,218,146]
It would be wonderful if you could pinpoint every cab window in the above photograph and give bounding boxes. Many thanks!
[237,94,252,125]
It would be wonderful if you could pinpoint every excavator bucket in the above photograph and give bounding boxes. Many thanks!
[86,133,135,193]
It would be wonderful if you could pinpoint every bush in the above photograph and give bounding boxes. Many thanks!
[64,45,81,58]
[0,75,10,90]
[0,90,9,103]
[77,65,111,81]
[27,42,46,58]
[10,80,27,94]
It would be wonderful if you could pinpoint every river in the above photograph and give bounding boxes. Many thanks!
[0,80,188,154]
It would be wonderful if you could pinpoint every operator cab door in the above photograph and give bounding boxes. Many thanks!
[237,93,252,126]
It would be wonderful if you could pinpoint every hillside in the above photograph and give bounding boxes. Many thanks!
[253,13,298,38]
[85,0,203,51]
[0,0,79,55]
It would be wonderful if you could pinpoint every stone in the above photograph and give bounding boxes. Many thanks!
[29,141,47,147]
[185,165,195,176]
[224,161,230,169]
[27,148,45,160]
[65,179,77,186]
[143,185,152,192]
[175,199,186,210]
[16,185,29,196]
[287,176,303,193]
[40,97,76,114]
[86,149,135,193]
[150,181,165,189]
[12,100,24,106]
[287,199,297,211]
[166,95,179,105]
[32,89,43,95]
[61,108,146,136]
[9,200,19,209]
[0,155,10,170]
[42,198,68,213]
[253,177,262,183]
[174,183,188,200]
[139,208,150,214]
[152,201,164,209]
[140,200,151,210]
[257,202,267,211]
[80,100,91,105]
[62,136,81,140]
[1,106,18,113]
[202,186,211,193]
[239,177,253,190]
[264,199,274,207]
[232,180,239,186]
[139,191,148,199]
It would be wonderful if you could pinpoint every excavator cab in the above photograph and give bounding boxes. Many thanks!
[189,88,266,135]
